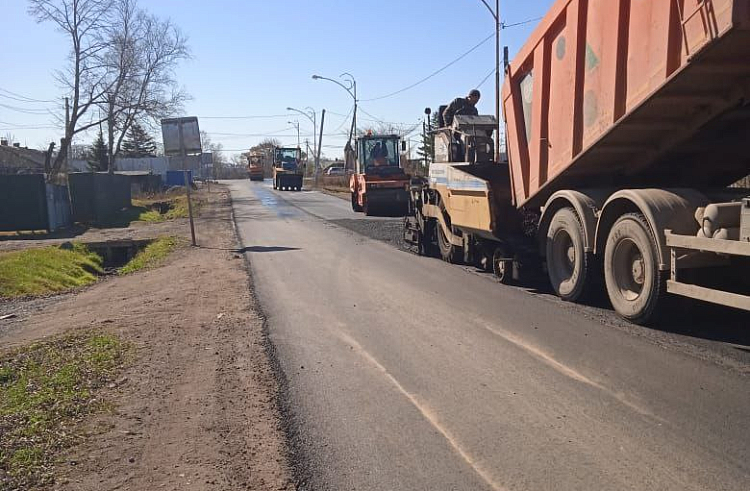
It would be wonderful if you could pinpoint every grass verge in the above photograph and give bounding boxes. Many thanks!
[133,193,201,223]
[119,236,181,274]
[0,245,103,299]
[0,330,129,489]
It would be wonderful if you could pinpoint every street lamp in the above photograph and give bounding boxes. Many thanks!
[287,106,318,173]
[479,0,501,161]
[288,120,300,149]
[312,73,357,143]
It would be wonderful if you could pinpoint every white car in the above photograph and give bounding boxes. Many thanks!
[325,166,345,176]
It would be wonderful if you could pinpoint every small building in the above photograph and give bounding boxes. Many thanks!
[0,140,48,174]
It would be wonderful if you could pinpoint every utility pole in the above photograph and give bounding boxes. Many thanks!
[479,0,501,161]
[176,121,196,246]
[316,109,325,187]
[422,119,427,170]
[288,120,300,149]
[64,97,70,177]
[305,139,311,176]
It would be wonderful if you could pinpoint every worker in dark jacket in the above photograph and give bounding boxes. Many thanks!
[442,89,481,127]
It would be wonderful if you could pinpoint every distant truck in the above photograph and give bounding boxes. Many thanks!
[349,134,410,216]
[247,153,264,181]
[406,0,750,324]
[272,147,303,191]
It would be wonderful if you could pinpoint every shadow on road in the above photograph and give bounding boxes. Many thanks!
[237,245,300,253]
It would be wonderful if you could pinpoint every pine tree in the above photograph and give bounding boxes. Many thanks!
[121,122,157,158]
[417,111,440,172]
[88,129,109,171]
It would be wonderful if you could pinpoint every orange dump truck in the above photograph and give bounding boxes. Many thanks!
[406,0,750,323]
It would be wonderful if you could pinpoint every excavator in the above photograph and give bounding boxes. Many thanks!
[349,133,409,216]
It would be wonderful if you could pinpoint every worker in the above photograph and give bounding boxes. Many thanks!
[443,89,481,127]
[371,140,390,166]
[370,142,383,162]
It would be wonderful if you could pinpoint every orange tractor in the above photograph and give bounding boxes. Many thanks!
[349,134,409,216]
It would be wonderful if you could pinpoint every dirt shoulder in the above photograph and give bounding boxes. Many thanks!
[0,185,295,490]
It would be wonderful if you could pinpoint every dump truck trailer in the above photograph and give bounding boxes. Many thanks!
[406,0,750,324]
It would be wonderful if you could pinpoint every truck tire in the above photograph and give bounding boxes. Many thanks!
[437,222,462,264]
[546,207,596,302]
[493,246,513,285]
[351,192,363,212]
[604,213,666,325]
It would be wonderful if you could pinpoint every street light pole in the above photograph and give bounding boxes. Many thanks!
[287,106,318,173]
[288,120,300,149]
[480,0,501,161]
[312,72,357,142]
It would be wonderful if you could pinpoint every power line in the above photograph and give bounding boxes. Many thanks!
[361,32,495,102]
[198,114,290,120]
[0,103,55,115]
[502,17,543,29]
[359,15,542,103]
[0,120,57,130]
[0,87,57,104]
[476,67,495,89]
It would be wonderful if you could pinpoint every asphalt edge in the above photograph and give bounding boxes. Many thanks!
[225,185,313,491]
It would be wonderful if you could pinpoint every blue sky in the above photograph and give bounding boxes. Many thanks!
[1,0,554,158]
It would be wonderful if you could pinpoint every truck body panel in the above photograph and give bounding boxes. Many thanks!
[503,0,750,208]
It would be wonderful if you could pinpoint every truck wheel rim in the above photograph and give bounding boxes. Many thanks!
[551,229,575,285]
[613,238,644,301]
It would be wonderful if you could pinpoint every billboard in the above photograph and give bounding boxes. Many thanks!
[161,117,202,156]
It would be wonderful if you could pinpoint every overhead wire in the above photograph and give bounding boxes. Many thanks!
[501,17,543,29]
[199,114,291,120]
[361,32,495,102]
[359,15,542,103]
[0,87,57,104]
[0,103,56,115]
[476,67,495,89]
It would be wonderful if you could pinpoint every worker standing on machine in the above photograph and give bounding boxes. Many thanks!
[442,89,481,127]
[443,89,481,161]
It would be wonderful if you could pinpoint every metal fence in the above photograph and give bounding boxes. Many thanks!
[0,174,71,232]
[69,172,132,223]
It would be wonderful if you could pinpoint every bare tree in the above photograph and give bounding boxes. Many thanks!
[28,0,114,179]
[101,2,190,171]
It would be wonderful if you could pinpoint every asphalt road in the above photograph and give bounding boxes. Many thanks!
[227,180,750,491]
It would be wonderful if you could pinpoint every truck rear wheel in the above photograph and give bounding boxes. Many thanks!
[546,207,595,302]
[604,213,666,325]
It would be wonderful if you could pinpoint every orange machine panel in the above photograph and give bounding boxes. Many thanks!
[503,0,750,208]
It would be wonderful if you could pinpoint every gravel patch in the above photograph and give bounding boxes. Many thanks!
[329,218,407,250]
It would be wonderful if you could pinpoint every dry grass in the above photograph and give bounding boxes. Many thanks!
[132,191,202,223]
[0,330,129,489]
